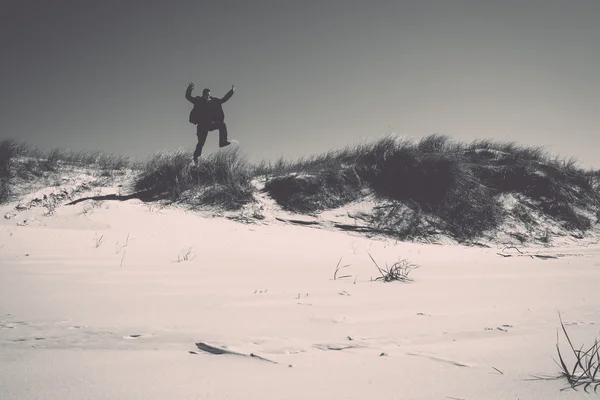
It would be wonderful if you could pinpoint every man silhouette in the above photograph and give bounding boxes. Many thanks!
[186,82,235,163]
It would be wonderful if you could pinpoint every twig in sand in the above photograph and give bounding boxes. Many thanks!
[497,245,523,257]
[496,252,559,259]
[533,254,559,260]
[116,232,132,254]
[502,245,524,254]
[94,233,104,248]
[120,250,126,268]
[194,342,278,364]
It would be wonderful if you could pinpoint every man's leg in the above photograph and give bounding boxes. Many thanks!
[194,125,209,162]
[211,121,230,147]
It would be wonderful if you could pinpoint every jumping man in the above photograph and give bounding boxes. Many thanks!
[185,82,235,163]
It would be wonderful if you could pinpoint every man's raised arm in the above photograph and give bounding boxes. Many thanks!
[185,82,195,103]
[221,85,235,104]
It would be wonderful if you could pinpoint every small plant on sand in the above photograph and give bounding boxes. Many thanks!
[175,247,196,262]
[116,233,132,254]
[94,233,105,248]
[554,313,600,392]
[368,253,417,283]
[333,257,351,280]
[81,200,103,216]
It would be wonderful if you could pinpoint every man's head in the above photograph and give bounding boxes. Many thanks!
[202,88,211,100]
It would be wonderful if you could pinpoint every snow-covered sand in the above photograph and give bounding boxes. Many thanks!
[2,190,600,399]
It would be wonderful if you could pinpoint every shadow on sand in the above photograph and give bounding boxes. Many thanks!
[65,190,161,205]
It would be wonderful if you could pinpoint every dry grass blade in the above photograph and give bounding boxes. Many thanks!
[579,341,600,379]
[367,252,387,278]
[333,257,352,280]
[559,313,587,380]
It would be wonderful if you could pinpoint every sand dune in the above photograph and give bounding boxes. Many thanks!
[1,174,600,399]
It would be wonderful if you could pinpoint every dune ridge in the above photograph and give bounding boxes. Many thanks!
[1,135,600,399]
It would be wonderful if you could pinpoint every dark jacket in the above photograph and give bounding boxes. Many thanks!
[186,88,234,125]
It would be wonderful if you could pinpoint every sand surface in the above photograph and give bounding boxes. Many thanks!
[1,197,600,399]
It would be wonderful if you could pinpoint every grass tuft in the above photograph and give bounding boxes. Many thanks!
[0,139,21,202]
[554,313,600,392]
[259,134,598,241]
[134,148,254,210]
[134,149,195,199]
[1,139,132,203]
[368,253,417,283]
[263,166,363,213]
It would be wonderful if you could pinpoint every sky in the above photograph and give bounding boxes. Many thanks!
[1,0,599,167]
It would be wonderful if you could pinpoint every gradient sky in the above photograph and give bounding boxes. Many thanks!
[1,0,599,167]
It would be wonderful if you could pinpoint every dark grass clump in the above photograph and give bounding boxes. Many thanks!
[367,201,431,239]
[190,149,255,210]
[466,143,598,231]
[134,149,194,199]
[258,140,384,214]
[259,134,597,241]
[259,134,504,239]
[263,165,363,213]
[591,172,600,223]
[0,139,19,177]
[356,136,503,239]
[0,139,21,202]
[134,148,254,210]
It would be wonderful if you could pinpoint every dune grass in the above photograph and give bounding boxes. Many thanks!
[41,148,132,171]
[0,139,20,202]
[259,134,599,240]
[263,167,364,213]
[0,139,132,203]
[2,135,599,241]
[552,314,600,392]
[259,135,502,239]
[3,140,131,173]
[134,147,254,210]
[531,315,600,393]
[368,252,418,283]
